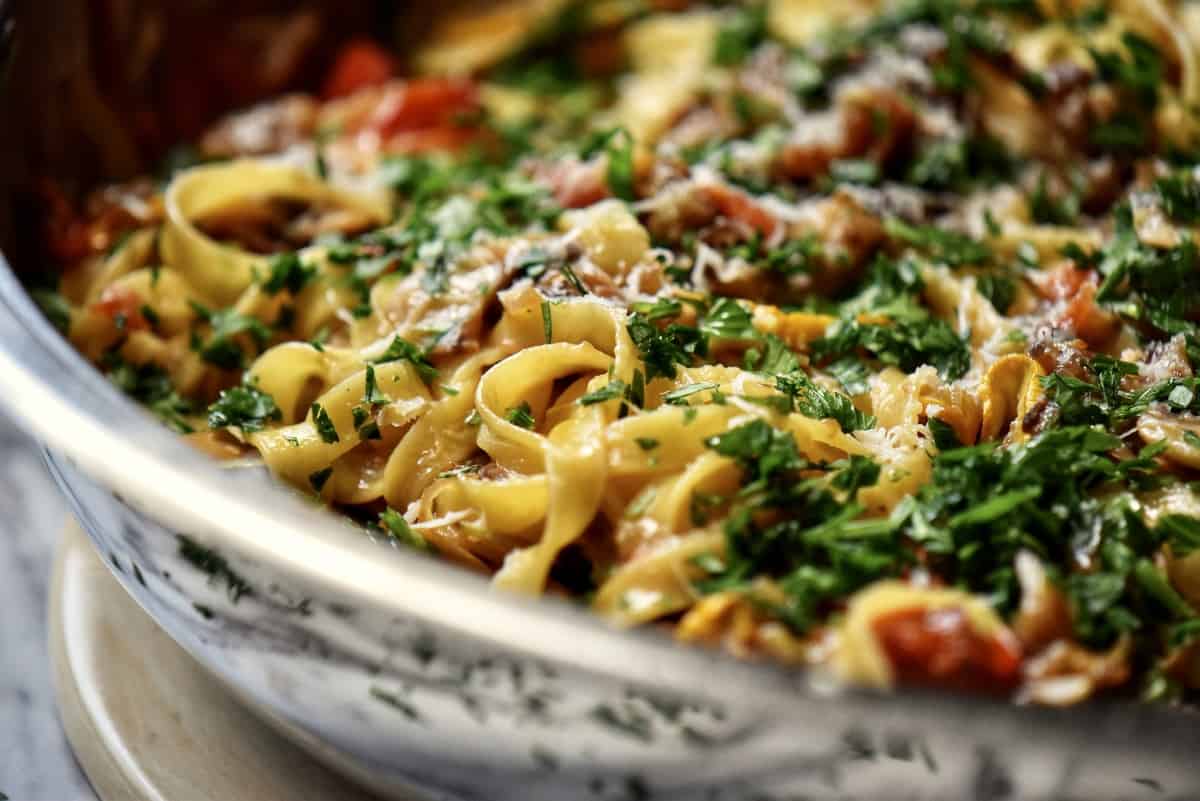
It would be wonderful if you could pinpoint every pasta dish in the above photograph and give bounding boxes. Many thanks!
[34,0,1200,705]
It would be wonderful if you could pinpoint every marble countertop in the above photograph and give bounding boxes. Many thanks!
[0,408,93,801]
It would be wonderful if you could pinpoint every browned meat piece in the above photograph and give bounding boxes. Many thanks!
[195,197,375,254]
[775,87,917,182]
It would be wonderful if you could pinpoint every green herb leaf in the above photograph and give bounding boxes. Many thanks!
[311,402,339,443]
[364,365,389,406]
[309,467,333,492]
[375,335,439,384]
[380,508,431,552]
[775,371,877,432]
[261,252,316,295]
[661,380,720,406]
[579,380,627,406]
[207,384,281,433]
[505,401,536,429]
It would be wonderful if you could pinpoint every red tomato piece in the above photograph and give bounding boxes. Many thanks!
[1031,261,1091,302]
[702,184,779,238]
[1061,282,1120,349]
[368,79,480,138]
[384,126,482,156]
[529,158,611,209]
[873,606,1022,694]
[1031,264,1119,347]
[92,285,150,332]
[322,39,398,100]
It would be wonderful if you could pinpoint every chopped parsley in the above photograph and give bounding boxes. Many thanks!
[541,299,553,343]
[775,371,877,432]
[627,312,703,380]
[189,301,273,370]
[700,298,758,340]
[813,316,971,381]
[662,381,721,405]
[363,364,389,406]
[309,467,333,492]
[713,3,767,66]
[579,379,627,406]
[104,354,196,433]
[1087,32,1164,154]
[375,335,439,384]
[311,402,339,443]
[207,383,281,433]
[1041,355,1200,428]
[32,288,72,333]
[885,218,990,267]
[380,508,431,552]
[505,401,536,429]
[1154,171,1200,224]
[260,252,316,295]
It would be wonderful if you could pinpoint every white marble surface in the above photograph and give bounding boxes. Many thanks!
[0,408,93,801]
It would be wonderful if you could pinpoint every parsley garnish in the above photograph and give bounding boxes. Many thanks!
[814,316,971,381]
[1041,355,1200,427]
[627,312,703,380]
[744,334,801,375]
[700,298,758,340]
[207,383,281,433]
[375,335,439,384]
[541,300,553,343]
[189,301,272,370]
[311,403,339,443]
[363,364,389,406]
[104,354,196,433]
[1154,172,1200,223]
[713,3,766,66]
[604,128,636,202]
[885,218,990,267]
[559,262,589,295]
[662,382,720,405]
[380,509,431,551]
[630,297,683,321]
[775,371,876,432]
[1087,32,1163,154]
[309,467,333,493]
[505,402,536,429]
[32,288,72,333]
[579,380,627,406]
[261,252,316,295]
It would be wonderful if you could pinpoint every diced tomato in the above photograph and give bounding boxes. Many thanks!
[529,158,611,209]
[92,285,150,332]
[367,79,480,138]
[322,39,398,100]
[1032,264,1119,348]
[873,606,1022,694]
[1031,262,1090,302]
[1061,282,1120,349]
[702,184,779,238]
[384,126,482,156]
